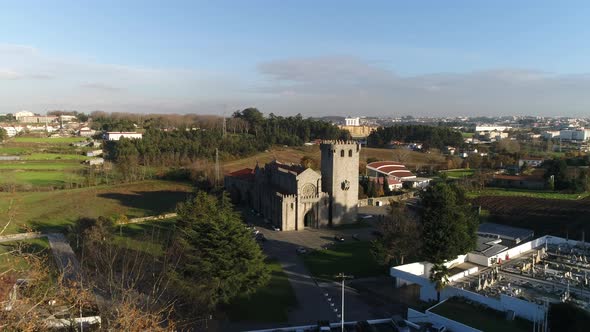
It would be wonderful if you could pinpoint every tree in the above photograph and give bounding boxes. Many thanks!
[371,201,421,265]
[429,263,449,302]
[169,191,270,311]
[420,182,478,263]
[382,177,392,196]
[0,128,7,142]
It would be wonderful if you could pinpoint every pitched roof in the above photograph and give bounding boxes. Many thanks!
[228,168,255,180]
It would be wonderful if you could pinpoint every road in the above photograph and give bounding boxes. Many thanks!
[0,232,81,281]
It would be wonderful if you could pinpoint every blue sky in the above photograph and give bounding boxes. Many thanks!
[2,0,590,116]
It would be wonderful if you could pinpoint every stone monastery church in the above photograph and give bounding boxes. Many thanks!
[224,141,360,231]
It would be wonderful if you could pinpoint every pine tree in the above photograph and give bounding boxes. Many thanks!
[169,191,270,311]
[420,182,478,263]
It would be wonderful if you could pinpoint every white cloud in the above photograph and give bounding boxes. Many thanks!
[0,68,23,80]
[256,57,590,116]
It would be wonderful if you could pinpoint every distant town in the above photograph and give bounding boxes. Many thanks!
[1,108,590,331]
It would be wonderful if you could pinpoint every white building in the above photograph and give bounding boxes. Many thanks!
[475,125,511,132]
[390,224,588,324]
[0,126,24,137]
[14,111,34,120]
[542,130,560,139]
[345,117,360,126]
[559,128,590,141]
[105,132,143,141]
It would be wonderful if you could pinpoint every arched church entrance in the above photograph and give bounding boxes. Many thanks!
[304,209,316,228]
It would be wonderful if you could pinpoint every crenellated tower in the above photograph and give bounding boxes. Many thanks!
[320,140,360,225]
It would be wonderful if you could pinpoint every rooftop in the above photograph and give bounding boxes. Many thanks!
[478,223,534,243]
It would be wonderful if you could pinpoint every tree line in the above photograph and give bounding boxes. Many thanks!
[367,124,464,150]
[104,108,350,172]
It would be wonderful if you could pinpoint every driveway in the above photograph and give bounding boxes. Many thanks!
[237,207,397,328]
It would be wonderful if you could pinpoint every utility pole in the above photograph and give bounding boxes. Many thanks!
[215,148,220,187]
[335,273,353,332]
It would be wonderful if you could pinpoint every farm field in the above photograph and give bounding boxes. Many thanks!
[472,195,590,238]
[0,180,193,235]
[11,137,86,144]
[0,135,91,188]
[467,187,589,200]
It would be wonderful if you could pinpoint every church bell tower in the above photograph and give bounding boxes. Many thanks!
[320,140,360,226]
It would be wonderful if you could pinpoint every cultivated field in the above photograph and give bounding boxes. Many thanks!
[0,180,193,235]
[468,187,589,200]
[0,135,91,189]
[472,195,590,238]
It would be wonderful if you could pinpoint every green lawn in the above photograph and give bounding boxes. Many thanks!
[430,298,532,332]
[461,132,475,138]
[467,187,589,200]
[441,169,474,179]
[12,137,86,144]
[303,241,386,281]
[225,259,297,322]
[0,170,84,187]
[0,180,193,234]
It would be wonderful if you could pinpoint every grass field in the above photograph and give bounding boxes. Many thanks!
[0,147,28,155]
[441,169,474,179]
[0,180,193,234]
[0,135,91,188]
[225,259,297,322]
[461,132,475,138]
[303,241,385,281]
[430,298,532,332]
[467,187,589,200]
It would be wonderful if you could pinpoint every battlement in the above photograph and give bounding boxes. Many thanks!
[320,140,359,146]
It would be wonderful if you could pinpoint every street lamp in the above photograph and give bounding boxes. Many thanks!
[335,273,353,332]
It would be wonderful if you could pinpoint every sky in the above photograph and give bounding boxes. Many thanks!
[2,0,590,117]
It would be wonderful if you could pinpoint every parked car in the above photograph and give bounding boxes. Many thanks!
[272,225,281,231]
[256,233,266,242]
[334,235,345,242]
[253,229,260,236]
[296,247,308,255]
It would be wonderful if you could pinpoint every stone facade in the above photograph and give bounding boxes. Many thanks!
[320,141,360,226]
[224,140,360,231]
